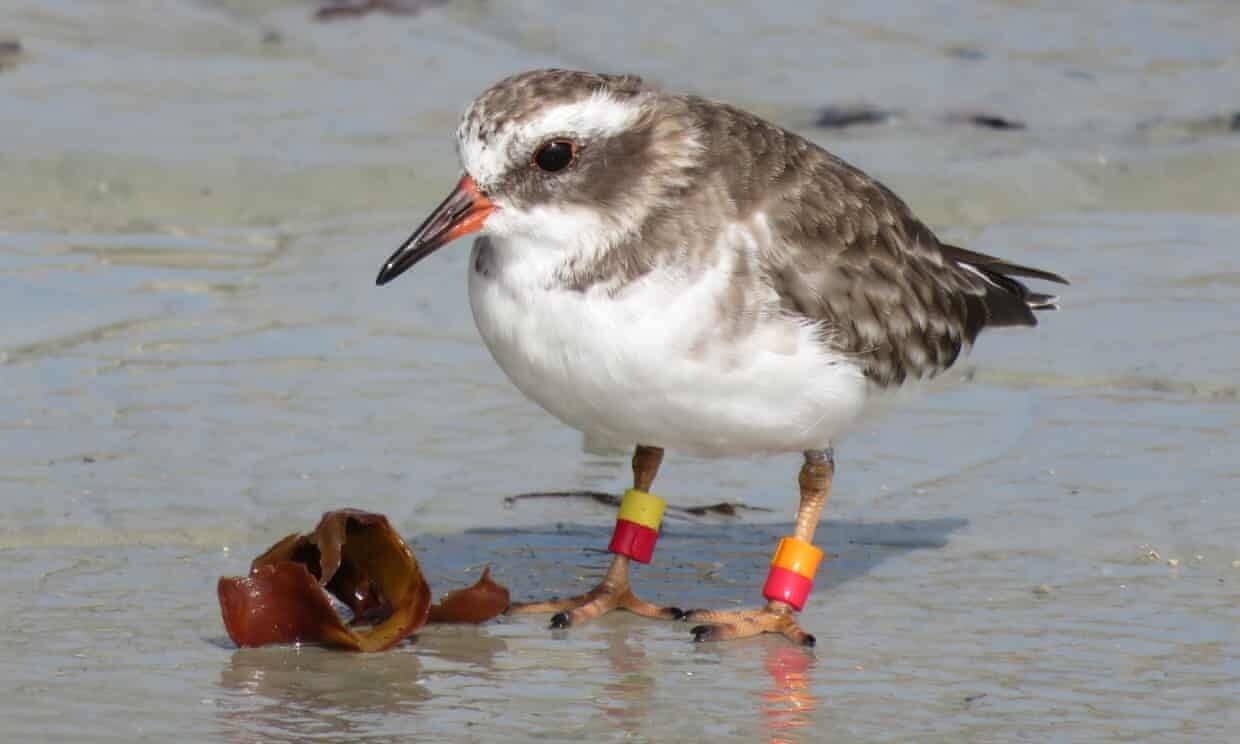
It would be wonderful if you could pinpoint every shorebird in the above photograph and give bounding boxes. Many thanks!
[376,69,1066,645]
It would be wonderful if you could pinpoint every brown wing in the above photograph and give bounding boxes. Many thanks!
[769,153,1066,386]
[683,96,1067,387]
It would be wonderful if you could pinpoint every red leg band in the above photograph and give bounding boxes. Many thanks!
[762,565,814,610]
[608,518,659,563]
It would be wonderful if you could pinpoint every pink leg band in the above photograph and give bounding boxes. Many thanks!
[762,566,815,611]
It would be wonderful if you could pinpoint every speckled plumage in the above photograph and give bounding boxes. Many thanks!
[379,69,1066,456]
[458,69,1065,389]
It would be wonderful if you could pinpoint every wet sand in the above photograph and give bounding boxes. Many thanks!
[2,1,1238,741]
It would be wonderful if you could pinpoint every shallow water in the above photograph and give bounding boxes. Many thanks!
[2,1,1238,741]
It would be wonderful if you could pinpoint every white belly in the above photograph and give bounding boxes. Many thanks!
[466,239,869,458]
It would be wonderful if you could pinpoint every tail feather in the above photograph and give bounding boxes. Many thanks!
[940,243,1068,330]
[942,243,1070,286]
[1025,291,1060,311]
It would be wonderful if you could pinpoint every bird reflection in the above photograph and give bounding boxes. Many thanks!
[595,624,656,734]
[761,644,817,743]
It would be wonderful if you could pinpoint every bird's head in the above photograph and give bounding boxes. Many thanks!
[376,69,701,286]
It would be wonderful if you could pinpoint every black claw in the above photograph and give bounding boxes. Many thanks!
[668,607,687,621]
[802,633,817,648]
[690,624,712,643]
[549,612,571,630]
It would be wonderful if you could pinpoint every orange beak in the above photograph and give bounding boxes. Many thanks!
[376,174,496,285]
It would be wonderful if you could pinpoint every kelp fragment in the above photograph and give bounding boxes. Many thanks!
[219,509,508,651]
[504,490,773,518]
[428,566,511,624]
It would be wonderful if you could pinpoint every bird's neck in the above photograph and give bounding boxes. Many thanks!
[476,201,646,293]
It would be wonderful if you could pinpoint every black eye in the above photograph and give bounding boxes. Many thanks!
[533,139,576,172]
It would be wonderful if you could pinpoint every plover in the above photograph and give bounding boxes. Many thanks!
[377,69,1066,645]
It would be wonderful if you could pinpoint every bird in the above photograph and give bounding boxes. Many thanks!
[376,69,1067,645]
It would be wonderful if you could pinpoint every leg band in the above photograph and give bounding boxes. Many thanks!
[762,537,823,610]
[608,489,665,563]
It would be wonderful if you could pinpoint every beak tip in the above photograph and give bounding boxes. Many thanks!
[375,259,403,286]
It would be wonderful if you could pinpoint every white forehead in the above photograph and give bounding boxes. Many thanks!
[457,90,645,191]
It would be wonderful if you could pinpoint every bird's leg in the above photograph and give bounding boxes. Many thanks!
[506,444,683,628]
[685,448,834,646]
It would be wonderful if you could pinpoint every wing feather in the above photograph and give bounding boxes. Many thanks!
[683,96,1067,386]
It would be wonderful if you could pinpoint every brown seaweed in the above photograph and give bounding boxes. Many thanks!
[219,509,433,651]
[314,0,448,21]
[504,490,773,518]
[427,565,511,623]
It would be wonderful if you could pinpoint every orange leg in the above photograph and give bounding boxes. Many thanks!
[506,444,683,627]
[685,448,834,646]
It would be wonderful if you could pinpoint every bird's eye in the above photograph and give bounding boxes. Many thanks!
[532,139,576,172]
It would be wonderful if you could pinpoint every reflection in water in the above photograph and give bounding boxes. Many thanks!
[216,645,431,741]
[586,627,821,741]
[595,625,656,735]
[762,645,818,743]
[214,627,509,741]
[412,624,510,669]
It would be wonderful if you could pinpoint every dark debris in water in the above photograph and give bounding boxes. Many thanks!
[506,490,622,509]
[314,0,449,21]
[681,502,765,517]
[504,491,773,519]
[813,103,1026,132]
[682,501,771,517]
[947,111,1027,131]
[814,103,897,129]
[944,45,988,62]
[0,38,23,72]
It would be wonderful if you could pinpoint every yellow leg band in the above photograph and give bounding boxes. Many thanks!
[617,488,665,531]
[771,536,823,579]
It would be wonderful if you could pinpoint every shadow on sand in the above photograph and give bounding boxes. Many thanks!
[413,515,968,614]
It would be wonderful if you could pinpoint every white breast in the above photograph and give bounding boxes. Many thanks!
[466,231,869,458]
